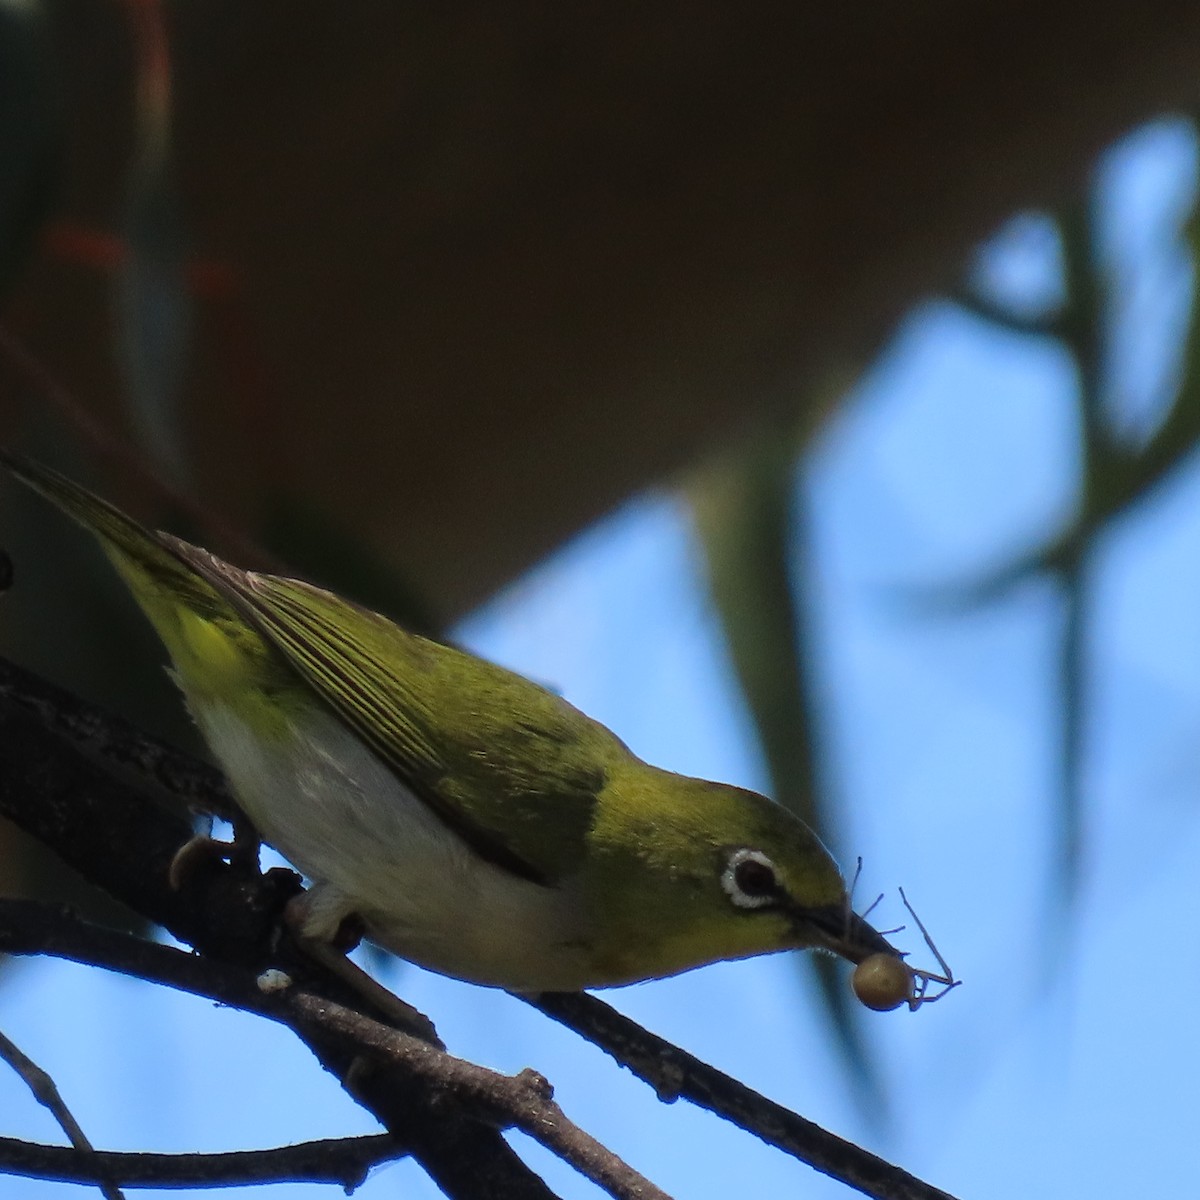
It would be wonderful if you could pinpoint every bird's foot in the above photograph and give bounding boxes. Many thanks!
[167,833,229,892]
[167,816,262,892]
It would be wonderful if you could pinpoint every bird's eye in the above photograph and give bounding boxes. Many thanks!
[722,848,780,909]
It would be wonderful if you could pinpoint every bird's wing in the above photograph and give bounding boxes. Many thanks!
[170,547,607,885]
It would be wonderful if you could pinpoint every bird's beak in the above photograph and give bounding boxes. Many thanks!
[791,903,901,965]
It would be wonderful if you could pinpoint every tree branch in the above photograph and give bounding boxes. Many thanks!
[0,1133,404,1190]
[0,900,667,1200]
[530,993,956,1200]
[0,1029,125,1200]
[291,996,671,1200]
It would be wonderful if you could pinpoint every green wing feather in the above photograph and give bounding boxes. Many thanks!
[168,543,615,885]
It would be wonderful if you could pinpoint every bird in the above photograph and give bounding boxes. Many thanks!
[2,449,923,1033]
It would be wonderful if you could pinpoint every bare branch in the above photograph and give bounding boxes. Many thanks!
[530,993,958,1200]
[288,996,672,1200]
[0,1030,125,1200]
[0,1133,403,1190]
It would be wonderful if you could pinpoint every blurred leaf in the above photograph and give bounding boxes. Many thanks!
[114,0,191,479]
[927,151,1200,913]
[0,0,59,296]
[1121,201,1200,495]
[949,282,1064,339]
[937,184,1200,605]
[919,198,1107,910]
[688,438,819,832]
[687,431,880,1111]
[1039,200,1103,907]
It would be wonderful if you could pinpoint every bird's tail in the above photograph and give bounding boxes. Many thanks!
[0,447,223,615]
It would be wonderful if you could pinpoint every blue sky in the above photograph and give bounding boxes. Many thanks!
[3,119,1200,1200]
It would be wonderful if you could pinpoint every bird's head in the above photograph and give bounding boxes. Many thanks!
[586,769,899,985]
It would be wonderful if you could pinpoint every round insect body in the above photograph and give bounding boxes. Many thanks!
[851,952,914,1011]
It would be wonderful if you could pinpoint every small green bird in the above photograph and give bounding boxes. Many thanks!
[2,450,910,1005]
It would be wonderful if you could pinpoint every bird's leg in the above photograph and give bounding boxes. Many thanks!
[283,890,444,1050]
[169,832,443,1047]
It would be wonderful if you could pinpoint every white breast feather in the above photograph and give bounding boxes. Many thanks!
[188,700,592,990]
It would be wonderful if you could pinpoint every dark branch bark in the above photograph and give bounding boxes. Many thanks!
[0,900,667,1200]
[288,996,670,1200]
[530,993,956,1200]
[0,1029,124,1200]
[0,1133,404,1190]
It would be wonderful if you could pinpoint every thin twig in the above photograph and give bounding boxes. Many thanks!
[0,1028,125,1200]
[0,1132,403,1190]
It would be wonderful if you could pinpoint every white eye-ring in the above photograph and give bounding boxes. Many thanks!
[721,848,780,909]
